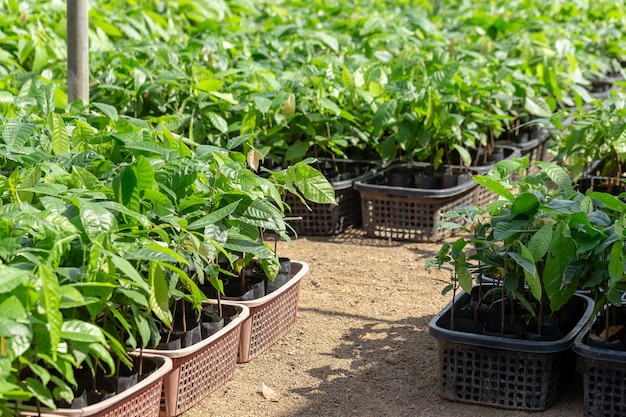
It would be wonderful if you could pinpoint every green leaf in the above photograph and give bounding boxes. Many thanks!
[92,102,119,121]
[129,244,189,265]
[0,266,30,293]
[589,191,626,213]
[51,114,70,155]
[148,262,171,326]
[341,65,355,91]
[316,32,339,52]
[38,265,62,358]
[24,377,55,410]
[34,82,55,122]
[100,201,151,227]
[3,121,34,147]
[120,167,140,212]
[373,100,397,137]
[79,201,116,239]
[519,243,541,301]
[61,320,106,343]
[109,254,150,293]
[187,200,241,230]
[537,162,572,195]
[456,252,473,294]
[524,95,552,118]
[528,222,553,262]
[293,163,336,205]
[134,156,155,191]
[19,183,68,196]
[473,175,514,201]
[319,97,341,115]
[609,240,624,286]
[207,112,228,133]
[511,192,540,217]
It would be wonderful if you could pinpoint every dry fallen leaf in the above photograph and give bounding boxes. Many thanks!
[261,383,280,402]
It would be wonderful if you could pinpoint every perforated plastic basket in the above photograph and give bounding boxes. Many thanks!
[19,353,172,417]
[429,288,593,411]
[354,169,478,243]
[236,261,309,363]
[143,301,249,417]
[573,318,626,417]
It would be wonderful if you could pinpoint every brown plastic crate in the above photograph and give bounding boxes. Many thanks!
[354,169,478,243]
[236,261,309,363]
[19,353,172,417]
[143,301,250,417]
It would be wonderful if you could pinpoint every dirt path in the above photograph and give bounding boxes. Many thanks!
[182,229,583,417]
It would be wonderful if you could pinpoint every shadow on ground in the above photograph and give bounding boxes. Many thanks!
[282,307,585,417]
[286,307,441,417]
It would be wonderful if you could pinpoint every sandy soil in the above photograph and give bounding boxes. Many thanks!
[182,228,583,417]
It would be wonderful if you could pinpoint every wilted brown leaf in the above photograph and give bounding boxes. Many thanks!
[261,383,280,402]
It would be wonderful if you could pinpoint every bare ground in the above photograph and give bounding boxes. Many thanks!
[182,228,583,417]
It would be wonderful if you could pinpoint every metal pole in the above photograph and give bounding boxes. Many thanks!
[67,0,89,104]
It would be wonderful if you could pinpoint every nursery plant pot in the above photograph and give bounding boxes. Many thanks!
[18,353,172,417]
[143,300,250,417]
[386,167,415,188]
[428,286,594,411]
[573,306,626,417]
[200,305,225,339]
[230,260,309,363]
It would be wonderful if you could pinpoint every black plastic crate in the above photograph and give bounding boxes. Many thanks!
[429,288,594,411]
[573,310,626,417]
[353,165,478,243]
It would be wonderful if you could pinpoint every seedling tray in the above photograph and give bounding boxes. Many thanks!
[429,288,594,411]
[354,166,478,242]
[573,317,626,417]
[235,260,309,363]
[143,301,250,417]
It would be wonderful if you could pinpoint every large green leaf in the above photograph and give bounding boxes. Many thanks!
[60,320,106,343]
[292,163,336,205]
[511,192,540,217]
[51,114,70,156]
[187,200,240,230]
[473,175,514,201]
[38,265,62,358]
[134,155,155,191]
[79,201,116,239]
[3,121,34,148]
[528,222,553,262]
[589,191,626,213]
[207,111,228,133]
[109,254,150,293]
[120,167,140,212]
[0,266,30,293]
[148,261,171,326]
[609,240,625,287]
[537,162,572,195]
[372,100,397,137]
[524,95,552,118]
[35,82,55,122]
